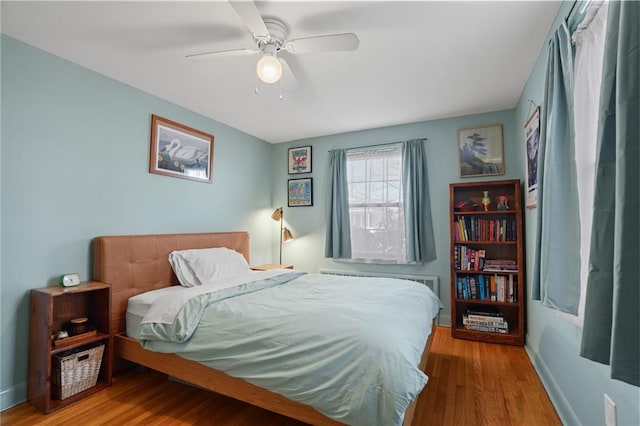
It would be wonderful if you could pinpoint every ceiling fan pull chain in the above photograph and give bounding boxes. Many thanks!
[279,75,284,100]
[254,66,259,95]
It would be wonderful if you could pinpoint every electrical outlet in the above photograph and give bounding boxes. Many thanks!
[604,393,617,426]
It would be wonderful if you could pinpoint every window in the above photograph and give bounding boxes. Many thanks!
[346,146,405,263]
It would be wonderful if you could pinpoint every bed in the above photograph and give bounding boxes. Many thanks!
[93,231,439,426]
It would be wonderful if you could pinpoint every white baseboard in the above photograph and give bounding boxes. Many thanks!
[525,343,580,426]
[0,381,26,412]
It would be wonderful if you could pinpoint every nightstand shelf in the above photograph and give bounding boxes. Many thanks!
[28,282,112,413]
[50,332,110,354]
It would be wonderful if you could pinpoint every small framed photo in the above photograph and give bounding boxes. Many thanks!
[288,178,313,207]
[525,107,540,208]
[149,114,214,183]
[458,124,504,178]
[288,145,312,174]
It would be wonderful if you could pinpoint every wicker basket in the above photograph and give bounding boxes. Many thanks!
[52,343,104,400]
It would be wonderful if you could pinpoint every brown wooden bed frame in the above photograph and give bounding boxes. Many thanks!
[93,232,435,426]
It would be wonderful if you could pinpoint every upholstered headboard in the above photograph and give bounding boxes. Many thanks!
[92,232,250,334]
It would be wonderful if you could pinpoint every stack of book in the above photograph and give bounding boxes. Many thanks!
[483,259,518,272]
[454,199,478,212]
[463,308,508,333]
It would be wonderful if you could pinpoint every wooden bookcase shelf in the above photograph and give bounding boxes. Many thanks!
[28,282,113,413]
[449,180,525,346]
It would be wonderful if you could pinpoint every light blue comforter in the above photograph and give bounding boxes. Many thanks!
[137,272,441,426]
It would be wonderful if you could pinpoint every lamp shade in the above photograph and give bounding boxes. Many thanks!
[283,227,294,242]
[257,53,282,84]
[271,207,283,221]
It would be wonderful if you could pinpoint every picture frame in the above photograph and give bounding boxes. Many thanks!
[288,146,312,174]
[458,124,504,178]
[288,178,313,207]
[524,107,540,208]
[149,114,214,183]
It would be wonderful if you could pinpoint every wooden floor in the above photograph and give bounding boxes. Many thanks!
[2,327,561,426]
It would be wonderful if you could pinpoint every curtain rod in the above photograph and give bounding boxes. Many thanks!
[565,0,578,22]
[328,138,428,153]
[548,0,582,45]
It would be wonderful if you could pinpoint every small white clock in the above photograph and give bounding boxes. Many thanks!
[59,273,81,287]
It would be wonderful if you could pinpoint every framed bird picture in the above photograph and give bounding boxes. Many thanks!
[149,114,214,183]
[288,146,312,174]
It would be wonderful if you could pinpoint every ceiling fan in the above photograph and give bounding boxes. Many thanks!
[185,1,360,87]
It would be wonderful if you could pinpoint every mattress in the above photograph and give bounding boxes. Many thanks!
[126,285,184,338]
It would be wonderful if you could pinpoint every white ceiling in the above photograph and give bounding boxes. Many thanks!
[1,1,561,143]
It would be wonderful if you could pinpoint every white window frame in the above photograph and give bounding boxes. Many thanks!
[343,145,407,264]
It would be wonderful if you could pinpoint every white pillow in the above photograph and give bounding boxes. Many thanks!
[169,247,250,287]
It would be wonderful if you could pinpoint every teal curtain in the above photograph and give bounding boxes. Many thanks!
[531,21,582,314]
[580,0,639,387]
[402,139,436,262]
[324,149,352,258]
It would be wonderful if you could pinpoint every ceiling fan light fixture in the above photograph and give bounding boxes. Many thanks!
[256,52,282,84]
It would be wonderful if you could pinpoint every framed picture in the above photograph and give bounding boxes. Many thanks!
[458,124,504,177]
[288,145,312,174]
[525,107,540,208]
[288,178,313,207]
[149,114,214,183]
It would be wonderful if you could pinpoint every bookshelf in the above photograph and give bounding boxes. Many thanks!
[449,179,525,346]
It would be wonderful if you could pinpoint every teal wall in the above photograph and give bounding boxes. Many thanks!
[514,3,639,425]
[0,35,276,409]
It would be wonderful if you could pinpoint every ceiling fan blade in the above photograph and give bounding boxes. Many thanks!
[229,1,269,39]
[185,48,260,61]
[279,57,299,91]
[284,33,359,54]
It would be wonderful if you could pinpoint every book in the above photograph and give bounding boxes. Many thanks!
[478,249,486,270]
[469,276,477,299]
[489,275,497,301]
[497,275,506,302]
[508,275,514,303]
[463,277,470,299]
[464,324,508,333]
[457,217,466,241]
[465,318,508,328]
[466,306,503,317]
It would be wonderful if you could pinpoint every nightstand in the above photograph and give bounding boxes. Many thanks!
[251,264,294,271]
[28,282,112,413]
